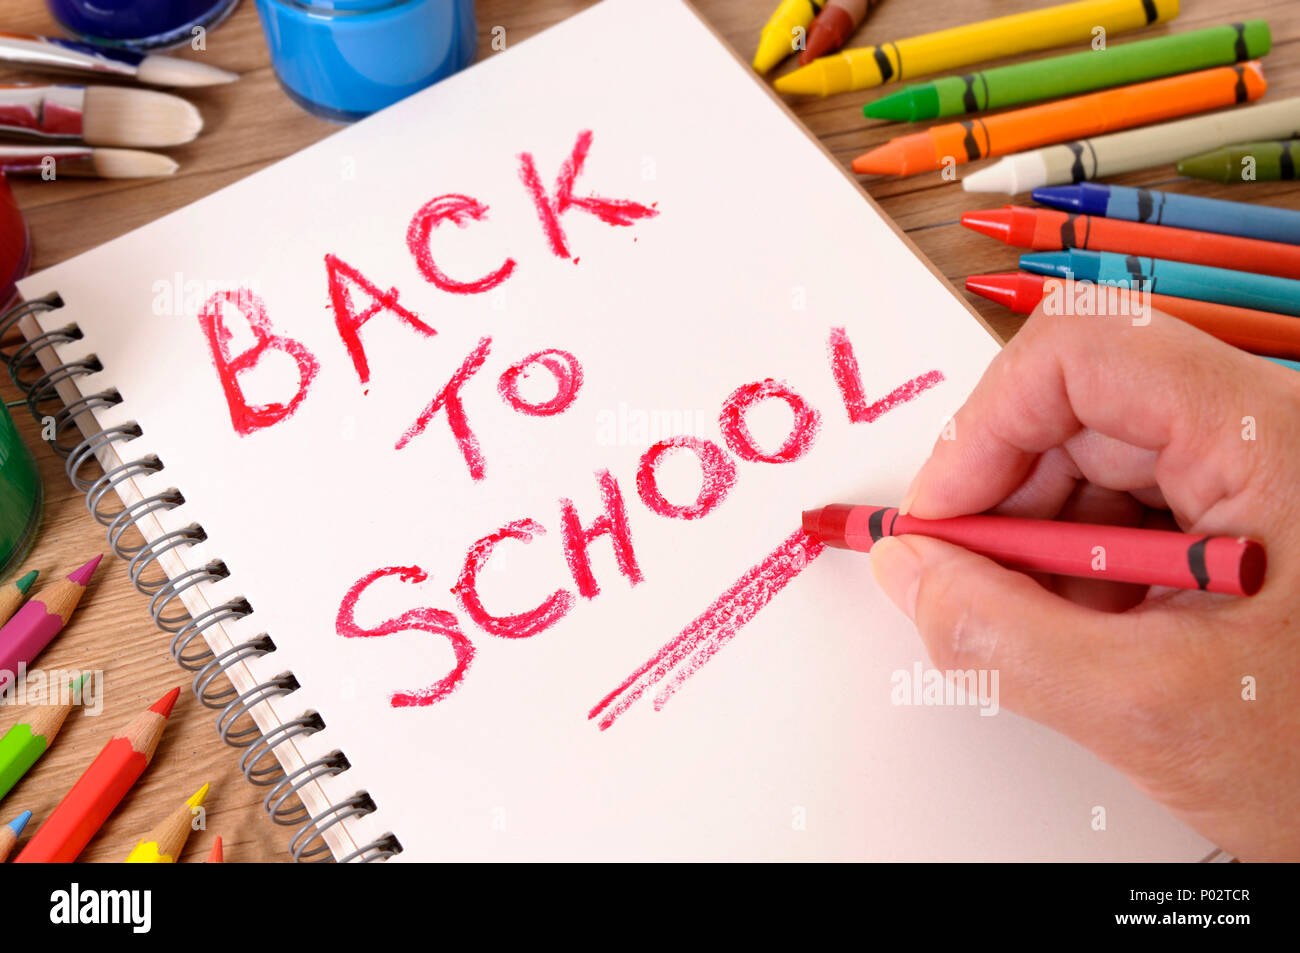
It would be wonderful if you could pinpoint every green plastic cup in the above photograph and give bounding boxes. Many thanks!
[0,401,41,578]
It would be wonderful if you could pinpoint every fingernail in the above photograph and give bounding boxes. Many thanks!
[870,537,921,621]
[899,472,922,516]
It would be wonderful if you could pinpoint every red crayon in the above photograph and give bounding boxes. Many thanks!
[966,272,1300,361]
[962,206,1300,280]
[15,688,179,863]
[802,504,1265,596]
[801,0,876,64]
[0,555,101,693]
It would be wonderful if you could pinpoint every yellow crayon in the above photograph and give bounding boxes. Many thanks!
[124,783,209,863]
[775,0,1180,96]
[753,0,826,74]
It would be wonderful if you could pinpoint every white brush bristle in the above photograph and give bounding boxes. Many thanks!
[82,87,203,147]
[135,54,238,88]
[90,148,179,178]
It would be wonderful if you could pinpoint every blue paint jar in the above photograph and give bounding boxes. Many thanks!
[46,0,242,51]
[253,0,476,122]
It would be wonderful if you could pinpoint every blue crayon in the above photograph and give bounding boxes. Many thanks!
[1020,249,1300,317]
[1032,183,1300,246]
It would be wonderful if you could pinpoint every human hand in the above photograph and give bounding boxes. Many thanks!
[870,302,1300,861]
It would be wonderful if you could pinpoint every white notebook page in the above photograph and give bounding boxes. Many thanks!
[17,0,1210,860]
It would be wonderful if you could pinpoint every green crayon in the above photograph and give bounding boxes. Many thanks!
[1178,139,1300,183]
[865,20,1272,122]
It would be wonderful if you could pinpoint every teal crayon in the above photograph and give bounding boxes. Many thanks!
[865,20,1272,122]
[1266,356,1300,373]
[1019,249,1300,317]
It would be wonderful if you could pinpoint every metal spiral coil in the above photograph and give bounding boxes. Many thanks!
[1,295,401,862]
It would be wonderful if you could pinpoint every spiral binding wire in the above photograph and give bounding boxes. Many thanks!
[2,295,400,862]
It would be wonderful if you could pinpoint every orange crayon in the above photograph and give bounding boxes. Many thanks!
[852,62,1266,176]
[966,272,1300,361]
[14,688,179,863]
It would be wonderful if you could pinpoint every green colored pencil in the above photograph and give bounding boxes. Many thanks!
[1178,139,1300,183]
[865,20,1272,121]
[0,569,38,628]
[0,673,90,802]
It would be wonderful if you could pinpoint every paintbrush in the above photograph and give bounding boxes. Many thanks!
[0,85,202,147]
[0,31,237,87]
[0,145,177,178]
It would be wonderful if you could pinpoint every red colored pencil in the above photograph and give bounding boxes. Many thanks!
[208,835,223,863]
[14,688,180,863]
[966,272,1300,361]
[803,504,1265,596]
[0,555,101,694]
[962,205,1300,280]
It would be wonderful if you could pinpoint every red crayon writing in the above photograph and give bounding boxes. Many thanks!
[803,504,1266,596]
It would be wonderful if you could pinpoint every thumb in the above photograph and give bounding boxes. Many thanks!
[870,534,1139,739]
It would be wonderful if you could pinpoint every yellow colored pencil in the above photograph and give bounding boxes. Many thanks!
[775,0,1180,97]
[124,782,209,863]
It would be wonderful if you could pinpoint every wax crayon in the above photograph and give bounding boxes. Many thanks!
[754,0,825,74]
[0,673,92,802]
[774,0,1180,97]
[14,688,179,863]
[962,206,1300,279]
[801,0,876,64]
[1033,181,1300,245]
[965,273,1300,360]
[1020,249,1300,317]
[0,569,37,628]
[963,96,1300,193]
[853,63,1264,177]
[802,504,1265,596]
[126,783,210,863]
[864,20,1271,122]
[0,555,101,694]
[0,810,30,861]
[1178,139,1300,183]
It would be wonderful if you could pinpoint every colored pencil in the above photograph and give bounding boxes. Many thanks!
[14,688,180,863]
[1033,181,1300,246]
[125,782,209,863]
[962,205,1300,280]
[964,96,1300,193]
[0,673,92,802]
[1178,139,1300,183]
[965,272,1300,361]
[0,85,203,148]
[0,32,237,87]
[207,835,223,863]
[801,0,877,64]
[0,569,37,628]
[803,504,1265,596]
[0,810,31,861]
[0,555,101,694]
[774,0,1179,97]
[853,62,1265,177]
[1020,249,1300,317]
[864,20,1271,122]
[753,0,826,74]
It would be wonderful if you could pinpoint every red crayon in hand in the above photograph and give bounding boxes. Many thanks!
[801,0,876,64]
[0,555,101,693]
[15,688,180,863]
[802,504,1265,596]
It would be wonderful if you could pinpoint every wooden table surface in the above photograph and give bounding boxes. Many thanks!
[1,0,1296,862]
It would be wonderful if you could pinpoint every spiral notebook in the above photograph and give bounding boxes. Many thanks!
[3,0,1213,860]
